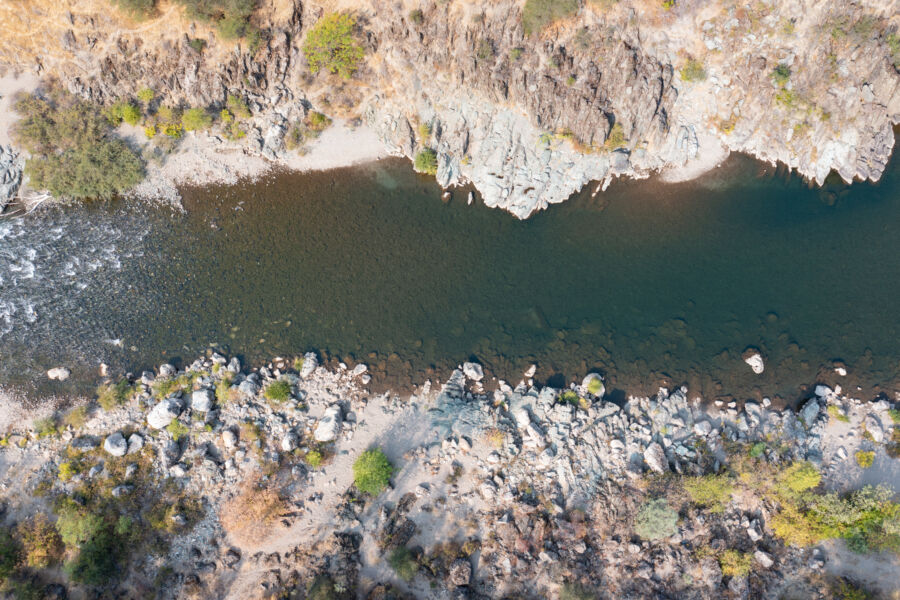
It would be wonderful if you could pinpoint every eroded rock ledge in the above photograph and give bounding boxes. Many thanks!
[2,0,899,217]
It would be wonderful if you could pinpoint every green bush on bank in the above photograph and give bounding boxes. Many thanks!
[353,448,394,495]
[303,13,365,79]
[414,149,438,175]
[12,88,144,201]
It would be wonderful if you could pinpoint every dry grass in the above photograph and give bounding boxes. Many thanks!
[219,475,287,546]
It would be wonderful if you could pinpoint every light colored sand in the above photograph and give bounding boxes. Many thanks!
[659,130,730,183]
[0,71,40,147]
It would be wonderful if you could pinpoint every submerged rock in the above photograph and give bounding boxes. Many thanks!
[742,349,765,374]
[46,367,71,381]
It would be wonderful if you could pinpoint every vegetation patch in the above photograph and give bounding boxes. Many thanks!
[111,0,157,19]
[634,498,678,540]
[19,514,64,569]
[303,13,365,79]
[220,477,285,545]
[522,0,579,36]
[683,474,734,513]
[854,450,874,468]
[181,107,213,131]
[12,88,144,201]
[353,448,394,495]
[679,58,706,82]
[414,149,438,175]
[604,122,627,150]
[718,549,752,577]
[176,0,257,39]
[828,405,850,422]
[97,378,135,411]
[264,380,292,403]
[388,546,418,581]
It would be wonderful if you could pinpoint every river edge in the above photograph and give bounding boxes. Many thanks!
[0,351,898,598]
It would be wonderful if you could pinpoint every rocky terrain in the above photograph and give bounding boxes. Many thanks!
[0,352,898,599]
[1,0,899,216]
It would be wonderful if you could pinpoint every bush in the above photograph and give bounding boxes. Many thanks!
[749,442,766,458]
[226,94,252,119]
[182,107,213,131]
[33,416,59,438]
[307,111,332,132]
[854,450,875,468]
[220,478,285,545]
[771,64,791,86]
[64,405,90,429]
[353,448,394,495]
[888,408,900,424]
[679,58,706,82]
[20,514,64,569]
[388,546,418,581]
[409,9,424,24]
[776,461,820,496]
[13,90,144,201]
[414,149,438,175]
[634,498,678,540]
[112,0,157,19]
[303,13,365,79]
[137,88,155,103]
[97,379,133,411]
[106,100,142,126]
[166,420,190,442]
[176,0,256,39]
[264,380,291,403]
[718,549,752,577]
[522,0,579,35]
[0,527,20,582]
[683,475,734,513]
[604,122,626,150]
[305,450,323,468]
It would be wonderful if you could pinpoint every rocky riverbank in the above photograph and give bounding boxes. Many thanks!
[1,352,898,598]
[1,0,898,217]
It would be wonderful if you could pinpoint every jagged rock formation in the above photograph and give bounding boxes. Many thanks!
[2,0,899,217]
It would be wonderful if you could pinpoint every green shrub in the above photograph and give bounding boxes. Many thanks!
[414,149,438,175]
[97,379,133,411]
[522,0,579,35]
[683,474,734,513]
[679,58,706,82]
[166,420,190,442]
[510,47,524,61]
[854,450,875,468]
[749,442,766,457]
[353,448,394,495]
[303,13,365,79]
[604,122,626,150]
[307,111,332,132]
[559,582,595,600]
[33,416,59,438]
[58,460,81,482]
[264,380,292,403]
[718,549,752,577]
[182,107,213,131]
[137,88,155,103]
[888,408,900,424]
[176,0,256,39]
[0,527,20,582]
[106,100,142,126]
[776,461,820,496]
[305,450,323,468]
[189,38,207,53]
[771,64,791,86]
[409,9,424,24]
[828,405,850,422]
[63,405,90,429]
[387,546,418,581]
[20,514,64,569]
[476,39,494,60]
[216,374,235,403]
[227,94,252,119]
[112,0,157,19]
[634,498,678,540]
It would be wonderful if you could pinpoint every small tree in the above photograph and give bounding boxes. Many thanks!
[414,149,438,175]
[303,13,365,79]
[353,448,393,495]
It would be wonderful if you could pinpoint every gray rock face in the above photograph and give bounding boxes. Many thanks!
[103,432,128,456]
[313,405,342,442]
[281,431,298,452]
[462,362,484,381]
[191,389,215,412]
[147,397,184,429]
[644,443,668,474]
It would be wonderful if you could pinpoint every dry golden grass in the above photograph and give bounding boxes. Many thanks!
[219,475,287,546]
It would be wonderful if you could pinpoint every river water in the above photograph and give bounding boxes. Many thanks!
[1,143,899,404]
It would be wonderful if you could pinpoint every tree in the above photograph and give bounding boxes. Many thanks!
[353,448,394,495]
[303,13,365,79]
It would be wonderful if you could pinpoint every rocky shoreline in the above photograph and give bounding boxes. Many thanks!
[1,351,898,598]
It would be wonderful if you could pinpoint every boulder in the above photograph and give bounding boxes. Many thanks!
[300,352,318,378]
[281,431,298,452]
[350,363,368,378]
[754,550,774,569]
[462,362,484,381]
[448,559,472,587]
[693,421,712,436]
[238,379,260,397]
[644,443,668,473]
[864,414,884,443]
[127,433,144,454]
[47,367,71,381]
[814,384,833,398]
[800,399,820,427]
[191,389,215,412]
[743,349,764,374]
[103,432,128,457]
[513,407,531,429]
[314,405,342,442]
[159,363,176,377]
[147,397,184,429]
[222,429,238,449]
[581,373,605,397]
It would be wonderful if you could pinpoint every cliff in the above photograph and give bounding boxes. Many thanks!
[1,0,899,217]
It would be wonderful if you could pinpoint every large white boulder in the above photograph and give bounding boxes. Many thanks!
[191,389,215,412]
[462,362,484,381]
[47,367,71,381]
[300,352,318,378]
[103,432,128,457]
[314,405,342,442]
[743,349,765,374]
[644,443,668,473]
[147,397,184,429]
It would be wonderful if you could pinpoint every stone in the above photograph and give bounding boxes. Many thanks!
[581,373,605,397]
[754,550,774,569]
[836,446,848,460]
[238,379,260,397]
[159,363,176,377]
[103,432,128,457]
[448,559,472,587]
[524,364,537,378]
[835,365,847,376]
[644,443,668,473]
[127,433,144,454]
[513,408,531,429]
[350,363,368,378]
[314,405,342,442]
[281,432,298,452]
[864,414,884,443]
[147,397,184,429]
[800,399,820,427]
[222,429,238,449]
[111,485,132,498]
[743,349,764,374]
[814,384,833,398]
[300,352,318,378]
[462,362,484,381]
[47,367,71,381]
[191,389,215,412]
[693,421,712,436]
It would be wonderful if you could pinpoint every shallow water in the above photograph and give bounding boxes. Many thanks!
[2,142,900,403]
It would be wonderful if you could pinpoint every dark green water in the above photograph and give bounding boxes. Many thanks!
[2,143,900,403]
